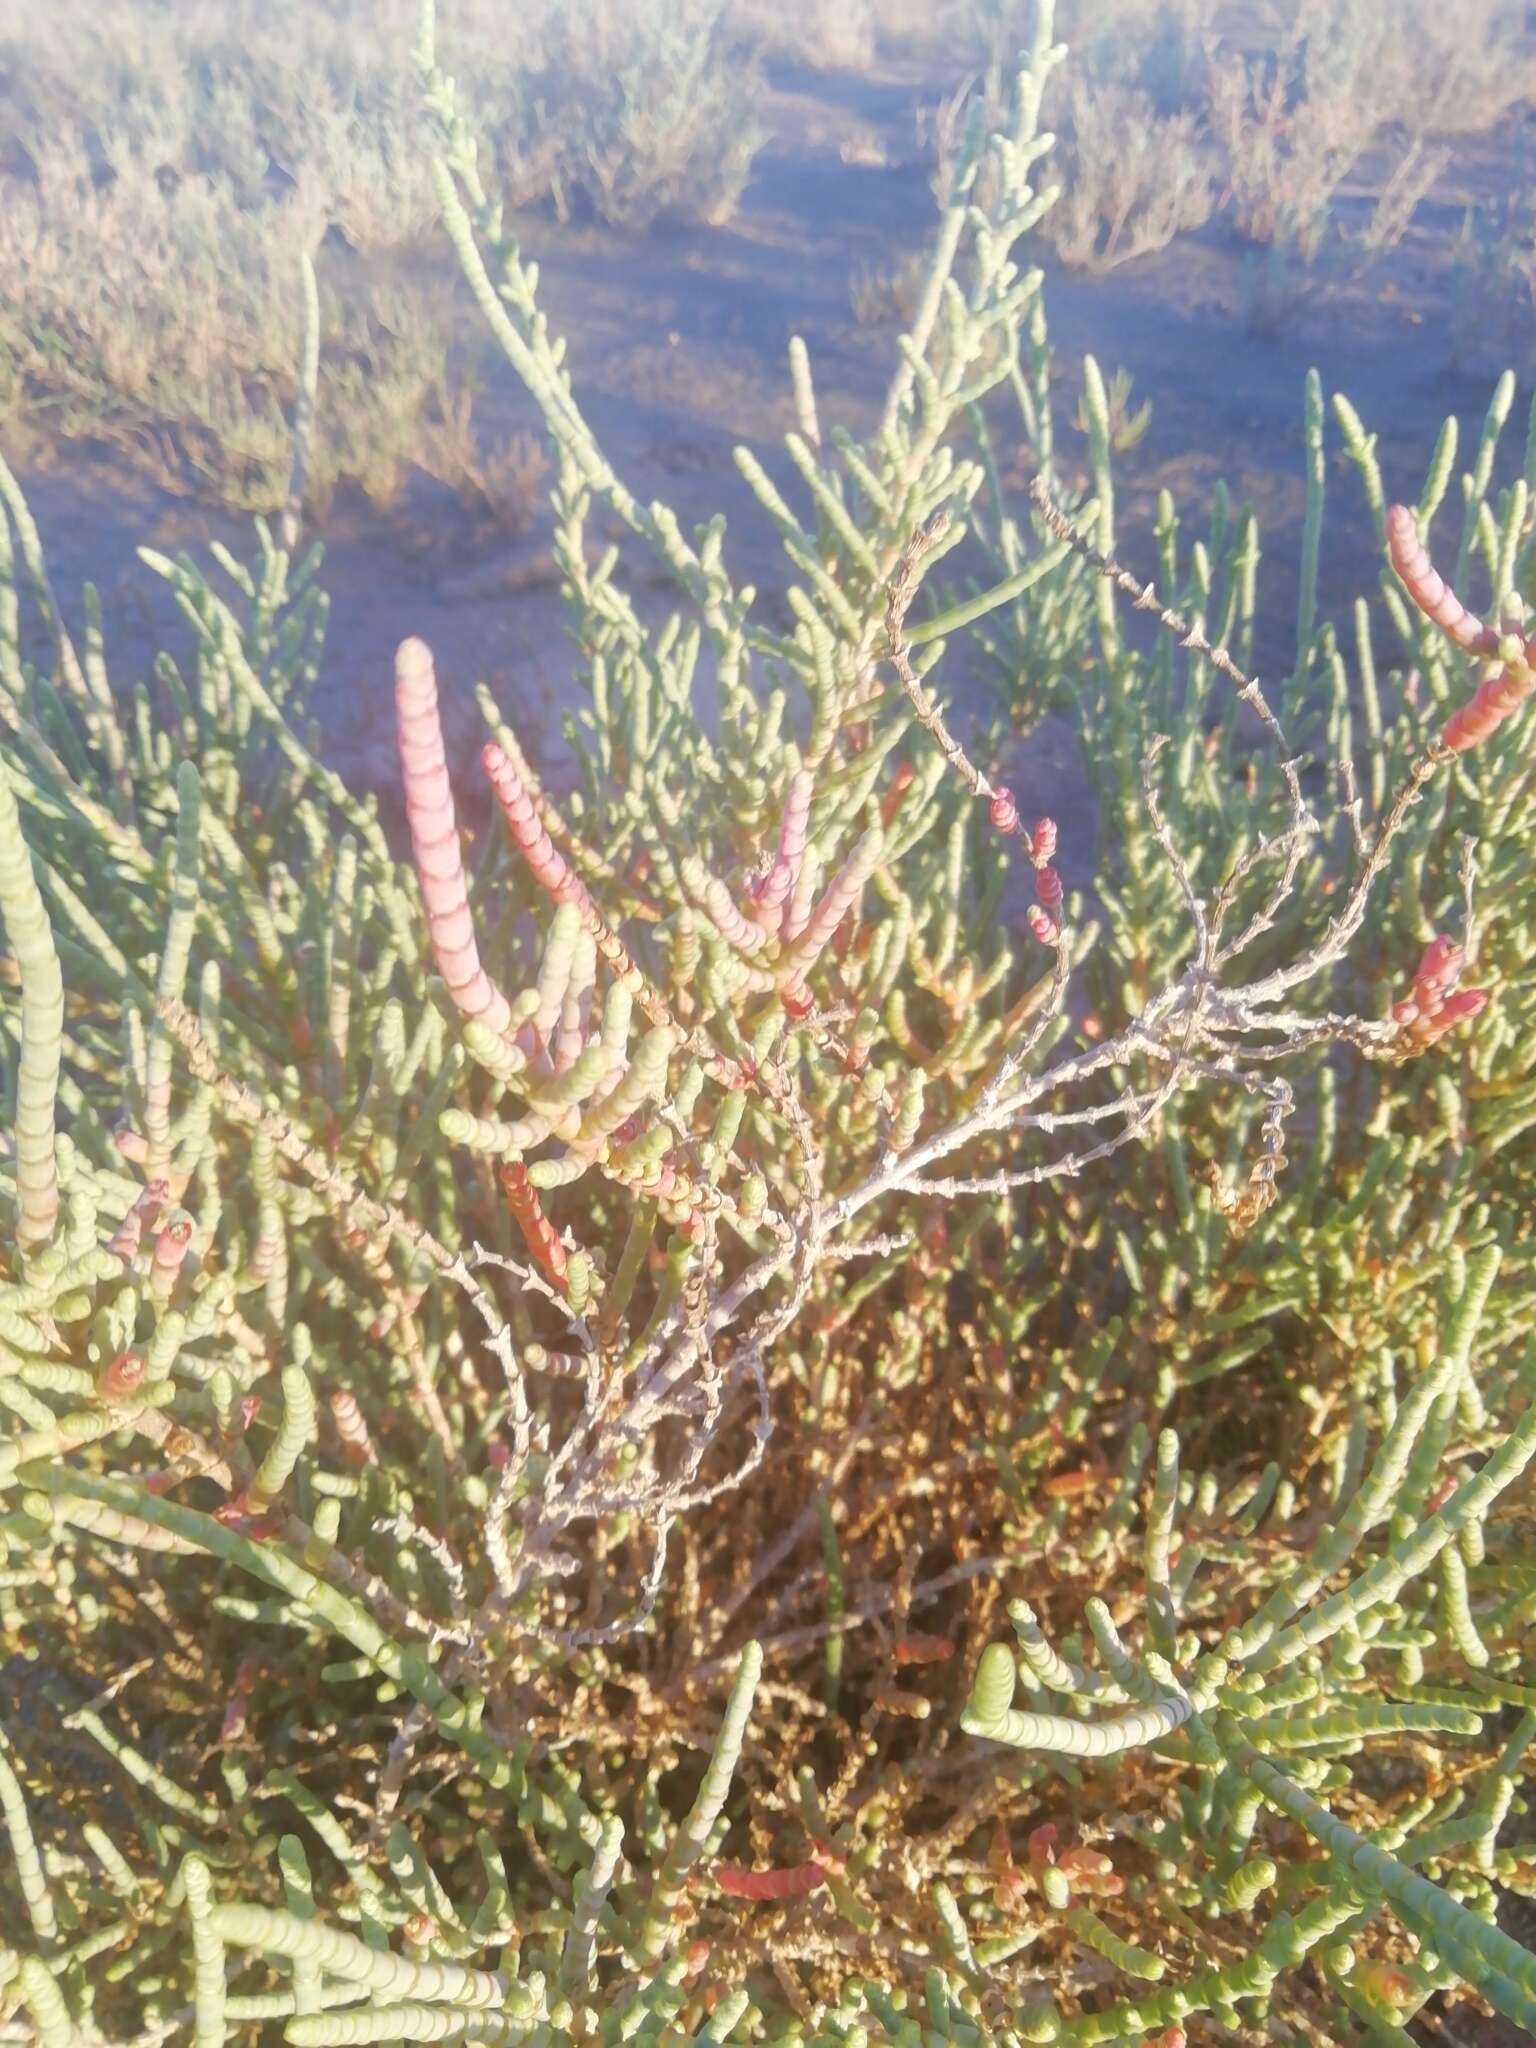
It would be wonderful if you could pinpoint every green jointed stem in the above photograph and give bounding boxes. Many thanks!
[560,1814,623,1991]
[184,1856,227,2048]
[638,1640,762,1961]
[1007,1600,1101,1698]
[207,1903,506,2006]
[1259,1389,1536,1673]
[1296,368,1325,672]
[1222,1247,1502,1666]
[1217,1720,1536,2031]
[819,1497,846,1703]
[278,1835,323,2019]
[905,540,1071,645]
[2,0,1536,2036]
[145,759,202,1173]
[17,1954,74,2048]
[963,1639,1190,1755]
[1063,1906,1165,1981]
[0,754,63,1248]
[287,2005,538,2045]
[64,1700,222,1828]
[35,1468,516,1786]
[0,1725,57,1946]
[251,1358,318,1507]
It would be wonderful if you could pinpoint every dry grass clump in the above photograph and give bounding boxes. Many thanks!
[0,0,766,239]
[0,140,477,512]
[850,248,932,326]
[0,0,765,511]
[522,0,766,231]
[1451,182,1536,383]
[1207,5,1463,262]
[918,0,1532,298]
[0,140,312,506]
[727,0,882,73]
[1046,76,1215,274]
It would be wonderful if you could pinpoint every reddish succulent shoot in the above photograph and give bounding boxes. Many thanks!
[1426,1471,1461,1514]
[989,786,1019,834]
[788,827,881,970]
[483,741,581,907]
[988,1823,1027,1907]
[499,1161,570,1293]
[395,638,515,1038]
[329,1389,375,1468]
[756,770,815,932]
[1356,1960,1423,2016]
[149,1212,195,1306]
[1439,989,1489,1022]
[1027,1823,1059,1869]
[107,1176,170,1259]
[1415,936,1462,1000]
[113,1121,149,1164]
[882,759,916,825]
[1012,816,1064,940]
[1057,1846,1123,1897]
[99,1351,146,1401]
[1383,506,1535,751]
[152,1213,194,1264]
[213,1496,278,1540]
[1042,1465,1100,1498]
[892,1632,954,1665]
[715,1861,826,1902]
[1385,505,1498,655]
[220,1655,260,1745]
[1391,935,1489,1052]
[1442,655,1536,754]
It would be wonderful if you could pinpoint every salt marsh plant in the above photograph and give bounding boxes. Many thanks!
[1,4,1535,2046]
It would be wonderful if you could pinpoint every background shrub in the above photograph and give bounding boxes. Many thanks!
[0,0,766,511]
[1452,177,1536,385]
[1042,77,1215,273]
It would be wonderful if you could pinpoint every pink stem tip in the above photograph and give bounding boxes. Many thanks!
[482,741,583,907]
[395,638,513,1037]
[1385,505,1497,656]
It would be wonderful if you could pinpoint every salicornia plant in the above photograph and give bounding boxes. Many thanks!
[1,4,1533,2044]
